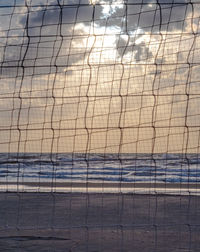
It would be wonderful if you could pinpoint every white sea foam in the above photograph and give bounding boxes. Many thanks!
[0,153,200,185]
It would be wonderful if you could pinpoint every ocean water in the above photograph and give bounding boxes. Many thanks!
[0,153,200,184]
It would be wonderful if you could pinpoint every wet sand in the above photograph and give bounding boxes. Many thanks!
[1,182,200,195]
[2,181,200,188]
[0,192,200,251]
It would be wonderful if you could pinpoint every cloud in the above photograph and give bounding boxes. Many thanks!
[117,36,153,61]
[0,0,105,77]
[0,0,198,79]
[134,2,189,32]
[19,0,104,32]
[96,0,194,61]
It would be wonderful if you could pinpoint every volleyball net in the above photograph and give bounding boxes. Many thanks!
[0,0,200,189]
[0,0,200,250]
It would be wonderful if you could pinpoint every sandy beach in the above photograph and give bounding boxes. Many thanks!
[0,192,200,251]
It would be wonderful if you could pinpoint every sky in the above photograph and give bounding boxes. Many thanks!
[0,0,200,153]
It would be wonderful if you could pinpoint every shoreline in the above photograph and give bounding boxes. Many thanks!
[1,181,200,195]
[1,181,200,188]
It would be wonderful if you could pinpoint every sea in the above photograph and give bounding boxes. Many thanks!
[0,153,200,193]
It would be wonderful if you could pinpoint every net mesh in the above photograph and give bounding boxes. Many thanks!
[0,0,200,251]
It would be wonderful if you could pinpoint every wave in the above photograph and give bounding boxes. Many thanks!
[0,153,200,183]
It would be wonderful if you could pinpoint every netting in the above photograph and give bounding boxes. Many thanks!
[0,0,200,251]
